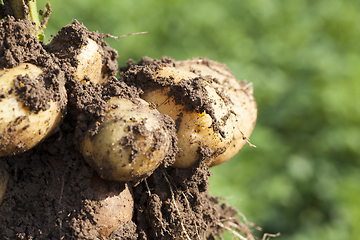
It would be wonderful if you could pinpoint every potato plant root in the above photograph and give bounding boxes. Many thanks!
[0,120,254,239]
[0,16,259,239]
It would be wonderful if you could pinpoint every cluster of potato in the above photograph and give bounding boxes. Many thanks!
[0,18,257,238]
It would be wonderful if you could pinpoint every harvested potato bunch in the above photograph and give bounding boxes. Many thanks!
[88,173,133,238]
[176,58,257,166]
[0,63,66,156]
[137,65,235,168]
[81,97,173,181]
[46,20,118,85]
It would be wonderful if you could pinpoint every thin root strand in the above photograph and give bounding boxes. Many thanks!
[162,172,191,240]
[262,232,281,240]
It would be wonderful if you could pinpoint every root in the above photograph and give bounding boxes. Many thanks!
[58,173,64,205]
[144,179,151,196]
[237,211,262,231]
[217,218,255,240]
[216,211,280,240]
[262,232,281,240]
[245,137,257,148]
[180,191,201,239]
[216,222,250,240]
[102,31,148,39]
[229,110,256,148]
[162,172,191,240]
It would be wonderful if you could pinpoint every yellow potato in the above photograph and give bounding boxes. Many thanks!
[48,37,104,84]
[176,58,257,166]
[176,57,235,86]
[0,63,65,157]
[73,38,104,84]
[90,173,133,238]
[81,97,172,181]
[140,66,235,168]
[47,21,117,85]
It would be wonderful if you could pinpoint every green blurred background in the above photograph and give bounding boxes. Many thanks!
[37,0,360,239]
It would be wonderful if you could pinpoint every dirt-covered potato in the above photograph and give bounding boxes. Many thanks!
[176,58,257,166]
[72,38,103,84]
[0,63,65,157]
[139,66,235,168]
[89,173,133,238]
[49,37,103,84]
[81,97,173,181]
[46,20,118,85]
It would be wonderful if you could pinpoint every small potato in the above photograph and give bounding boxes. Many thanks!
[90,173,133,238]
[0,63,65,157]
[73,38,104,84]
[176,58,257,166]
[48,37,104,84]
[46,20,118,85]
[81,97,172,181]
[140,66,235,168]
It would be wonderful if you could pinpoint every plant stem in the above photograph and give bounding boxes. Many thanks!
[4,0,51,41]
[28,0,43,40]
[9,0,24,19]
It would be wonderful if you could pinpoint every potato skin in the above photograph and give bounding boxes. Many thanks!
[90,173,133,238]
[140,66,235,168]
[0,63,65,157]
[81,97,172,181]
[176,58,257,166]
[74,38,104,84]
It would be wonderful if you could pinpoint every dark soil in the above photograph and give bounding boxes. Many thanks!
[0,16,67,113]
[0,17,254,239]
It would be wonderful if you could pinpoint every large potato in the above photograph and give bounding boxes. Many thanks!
[81,97,173,181]
[139,66,235,168]
[0,63,65,157]
[176,58,257,166]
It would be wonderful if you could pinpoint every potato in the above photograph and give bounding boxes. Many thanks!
[0,63,65,157]
[139,66,235,168]
[73,38,104,84]
[176,57,235,87]
[46,20,118,85]
[48,37,104,84]
[176,58,257,166]
[81,97,172,181]
[0,164,9,207]
[89,173,133,238]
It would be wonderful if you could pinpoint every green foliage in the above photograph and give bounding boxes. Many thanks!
[37,0,360,239]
